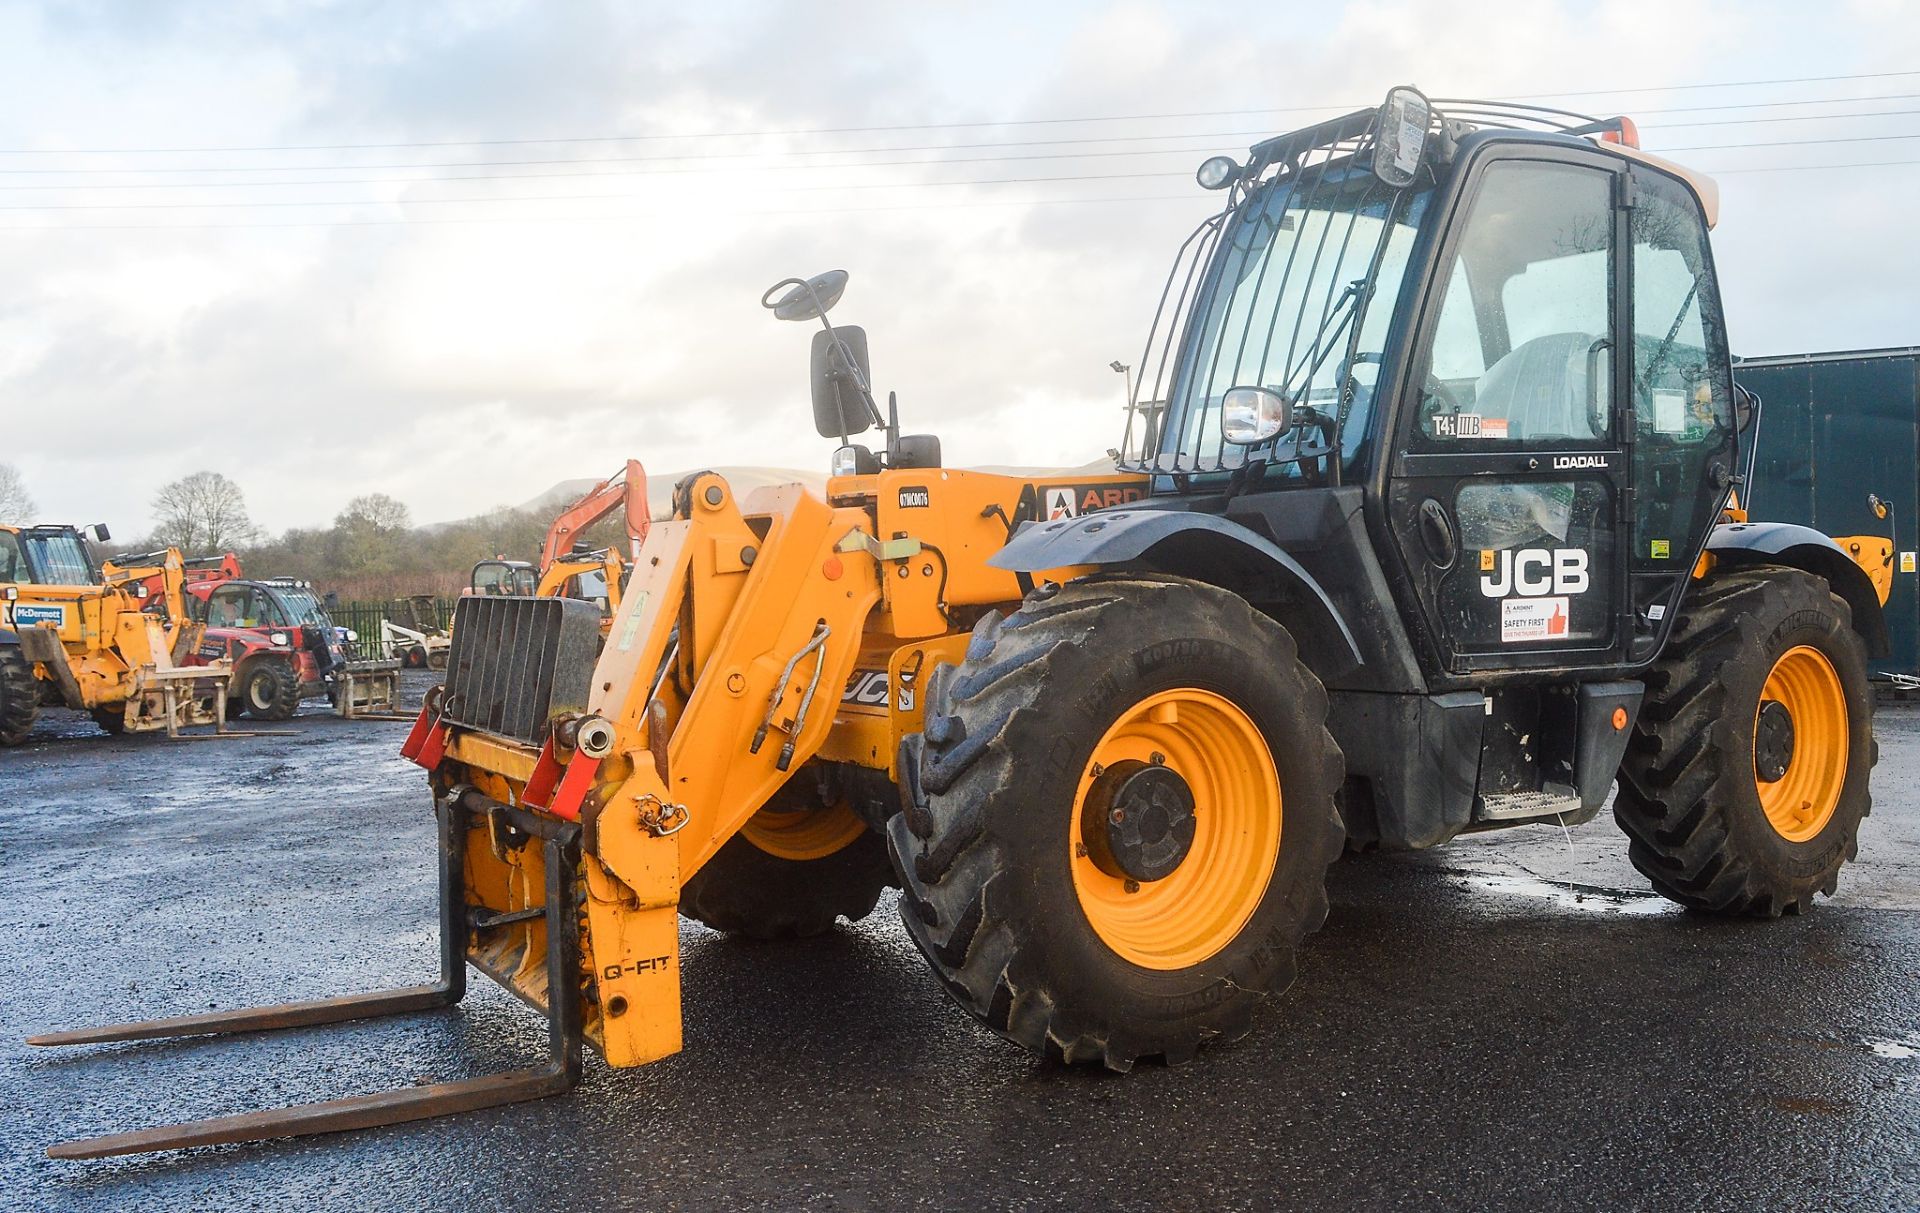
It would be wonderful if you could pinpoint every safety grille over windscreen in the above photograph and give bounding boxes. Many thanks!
[442,596,602,746]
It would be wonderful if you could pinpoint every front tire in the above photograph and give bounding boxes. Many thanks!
[892,576,1344,1070]
[240,657,302,721]
[0,646,39,746]
[1615,568,1875,916]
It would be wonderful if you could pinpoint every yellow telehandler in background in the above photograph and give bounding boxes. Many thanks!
[1,523,231,744]
[33,89,1893,1159]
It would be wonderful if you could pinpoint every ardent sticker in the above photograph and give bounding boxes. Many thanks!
[1044,487,1078,520]
[1501,597,1570,642]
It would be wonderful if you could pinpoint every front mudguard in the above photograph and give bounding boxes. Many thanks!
[1707,521,1890,658]
[990,509,1363,668]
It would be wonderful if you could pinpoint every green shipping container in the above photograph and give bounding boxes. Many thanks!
[1734,346,1920,677]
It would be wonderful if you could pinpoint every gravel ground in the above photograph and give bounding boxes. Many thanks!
[1,673,1915,1211]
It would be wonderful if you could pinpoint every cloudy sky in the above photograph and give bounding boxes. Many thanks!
[2,0,1917,536]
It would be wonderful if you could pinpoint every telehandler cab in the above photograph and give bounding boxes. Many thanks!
[1,524,232,744]
[34,88,1886,1158]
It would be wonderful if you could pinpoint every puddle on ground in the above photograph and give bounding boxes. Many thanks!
[1866,1037,1918,1060]
[1460,873,1678,917]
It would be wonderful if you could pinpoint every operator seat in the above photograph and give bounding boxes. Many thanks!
[1470,331,1605,442]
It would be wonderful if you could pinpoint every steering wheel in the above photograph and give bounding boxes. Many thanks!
[1420,374,1467,435]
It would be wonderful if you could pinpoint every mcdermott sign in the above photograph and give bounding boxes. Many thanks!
[8,603,67,629]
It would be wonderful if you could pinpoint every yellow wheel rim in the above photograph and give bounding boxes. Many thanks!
[1069,688,1281,970]
[1753,645,1849,843]
[741,798,867,861]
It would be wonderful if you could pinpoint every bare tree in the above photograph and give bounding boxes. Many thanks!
[0,463,34,524]
[337,493,412,533]
[150,471,260,553]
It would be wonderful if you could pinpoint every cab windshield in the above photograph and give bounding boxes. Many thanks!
[472,562,536,596]
[1144,160,1434,479]
[277,588,332,628]
[19,530,96,584]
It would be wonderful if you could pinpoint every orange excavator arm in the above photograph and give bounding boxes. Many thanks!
[539,459,650,570]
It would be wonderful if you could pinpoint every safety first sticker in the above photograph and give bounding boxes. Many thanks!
[1903,552,1916,574]
[1501,596,1570,642]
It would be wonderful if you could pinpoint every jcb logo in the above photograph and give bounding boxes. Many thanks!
[1479,548,1589,598]
[842,669,889,706]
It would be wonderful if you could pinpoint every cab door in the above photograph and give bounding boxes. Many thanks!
[1385,150,1634,676]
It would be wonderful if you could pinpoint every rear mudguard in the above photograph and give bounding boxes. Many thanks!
[989,510,1363,668]
[1706,521,1890,658]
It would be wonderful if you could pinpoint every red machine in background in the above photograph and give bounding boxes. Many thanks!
[537,458,650,571]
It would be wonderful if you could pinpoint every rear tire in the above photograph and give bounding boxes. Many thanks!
[1615,568,1875,916]
[0,646,39,746]
[891,576,1344,1070]
[240,658,302,721]
[679,779,895,940]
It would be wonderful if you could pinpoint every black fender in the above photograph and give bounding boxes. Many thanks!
[989,510,1364,668]
[1706,521,1890,658]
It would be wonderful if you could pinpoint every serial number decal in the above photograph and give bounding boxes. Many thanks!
[898,486,931,509]
[1432,412,1507,440]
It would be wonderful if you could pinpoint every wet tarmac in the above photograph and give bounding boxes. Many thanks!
[2,673,1916,1211]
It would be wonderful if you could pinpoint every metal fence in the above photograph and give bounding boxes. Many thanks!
[327,598,459,659]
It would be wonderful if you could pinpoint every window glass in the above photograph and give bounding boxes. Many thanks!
[21,532,95,584]
[0,533,28,584]
[1161,165,1433,475]
[253,589,290,628]
[1415,161,1615,447]
[207,586,248,627]
[1630,171,1734,569]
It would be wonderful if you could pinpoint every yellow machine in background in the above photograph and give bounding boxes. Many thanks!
[0,524,232,744]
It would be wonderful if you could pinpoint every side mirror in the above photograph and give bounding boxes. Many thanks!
[1371,85,1431,189]
[891,434,942,470]
[811,327,874,439]
[764,270,850,322]
[88,523,112,542]
[1221,386,1293,445]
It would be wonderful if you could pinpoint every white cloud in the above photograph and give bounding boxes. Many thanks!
[0,0,1913,537]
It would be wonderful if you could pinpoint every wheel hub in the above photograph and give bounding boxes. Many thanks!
[1083,759,1197,882]
[1754,699,1795,783]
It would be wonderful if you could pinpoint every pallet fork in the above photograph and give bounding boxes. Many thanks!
[30,791,583,1159]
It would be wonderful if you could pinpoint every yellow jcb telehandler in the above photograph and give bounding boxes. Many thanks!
[1,523,232,744]
[34,89,1890,1158]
